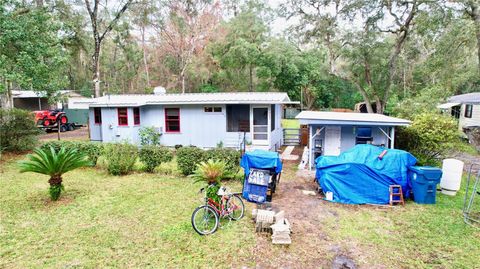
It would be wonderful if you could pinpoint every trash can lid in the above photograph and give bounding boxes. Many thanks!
[408,166,442,174]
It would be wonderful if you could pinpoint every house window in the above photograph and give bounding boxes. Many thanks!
[227,105,250,132]
[118,108,128,126]
[94,107,102,124]
[165,108,180,132]
[465,104,473,118]
[204,106,222,113]
[271,104,275,131]
[133,107,140,125]
[355,127,373,145]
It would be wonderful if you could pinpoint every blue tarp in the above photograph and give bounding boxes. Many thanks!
[241,150,282,203]
[315,144,417,204]
[240,150,283,175]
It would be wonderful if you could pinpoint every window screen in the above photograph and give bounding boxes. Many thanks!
[226,105,250,132]
[165,108,180,132]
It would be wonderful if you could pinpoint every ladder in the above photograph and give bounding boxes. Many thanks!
[389,185,405,206]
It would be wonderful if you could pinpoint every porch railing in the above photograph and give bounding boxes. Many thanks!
[283,128,301,146]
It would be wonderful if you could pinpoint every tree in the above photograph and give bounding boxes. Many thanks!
[463,0,480,74]
[18,146,90,201]
[210,0,269,91]
[0,0,68,108]
[158,0,220,93]
[282,0,427,113]
[83,0,133,97]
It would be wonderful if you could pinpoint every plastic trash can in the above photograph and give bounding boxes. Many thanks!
[408,166,443,204]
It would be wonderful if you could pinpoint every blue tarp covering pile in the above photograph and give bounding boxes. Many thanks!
[241,150,282,203]
[315,144,417,204]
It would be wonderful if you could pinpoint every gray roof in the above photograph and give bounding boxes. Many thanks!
[296,111,410,126]
[448,92,480,104]
[90,92,298,107]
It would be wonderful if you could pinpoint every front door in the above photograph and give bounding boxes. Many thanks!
[324,126,341,156]
[251,106,270,145]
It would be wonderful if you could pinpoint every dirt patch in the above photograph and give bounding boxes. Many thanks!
[39,127,89,141]
[243,161,348,268]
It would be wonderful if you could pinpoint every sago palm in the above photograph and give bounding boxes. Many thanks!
[18,146,91,201]
[190,159,231,185]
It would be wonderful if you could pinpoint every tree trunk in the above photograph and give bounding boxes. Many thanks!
[1,81,13,109]
[249,64,253,92]
[141,26,151,88]
[92,39,101,97]
[470,2,480,74]
[180,68,186,94]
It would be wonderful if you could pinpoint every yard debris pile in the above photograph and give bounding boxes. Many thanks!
[252,208,292,245]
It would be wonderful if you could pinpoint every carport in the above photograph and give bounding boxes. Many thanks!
[295,111,410,169]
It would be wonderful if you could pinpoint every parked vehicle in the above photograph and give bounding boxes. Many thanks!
[191,185,244,235]
[33,109,77,132]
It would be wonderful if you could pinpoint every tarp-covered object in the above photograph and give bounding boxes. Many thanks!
[241,150,283,203]
[241,150,283,175]
[315,145,417,204]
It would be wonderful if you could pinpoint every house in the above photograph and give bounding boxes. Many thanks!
[88,92,298,150]
[295,111,410,169]
[437,92,480,132]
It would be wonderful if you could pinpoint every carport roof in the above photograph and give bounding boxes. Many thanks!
[296,111,410,126]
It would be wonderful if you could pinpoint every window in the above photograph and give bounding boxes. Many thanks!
[226,105,250,132]
[465,104,473,118]
[165,108,180,132]
[204,106,222,113]
[133,107,140,125]
[118,108,128,126]
[94,107,102,124]
[271,104,275,131]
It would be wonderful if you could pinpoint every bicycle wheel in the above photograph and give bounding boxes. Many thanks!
[227,195,245,221]
[191,205,219,235]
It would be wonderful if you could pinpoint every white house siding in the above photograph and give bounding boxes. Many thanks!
[309,124,390,154]
[459,104,480,131]
[88,109,102,141]
[91,104,283,149]
[97,107,141,143]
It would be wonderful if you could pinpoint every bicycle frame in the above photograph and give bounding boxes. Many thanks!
[201,185,239,218]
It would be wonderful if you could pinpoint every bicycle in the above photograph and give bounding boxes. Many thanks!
[191,184,245,235]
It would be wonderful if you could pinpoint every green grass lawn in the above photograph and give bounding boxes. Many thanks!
[1,153,480,268]
[0,157,255,268]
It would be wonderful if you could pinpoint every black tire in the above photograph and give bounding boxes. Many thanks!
[60,125,67,132]
[58,115,68,125]
[227,195,245,221]
[191,205,219,235]
[67,124,74,131]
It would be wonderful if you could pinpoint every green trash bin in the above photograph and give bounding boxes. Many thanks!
[408,166,443,204]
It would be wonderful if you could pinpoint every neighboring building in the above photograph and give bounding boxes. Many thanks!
[8,90,88,111]
[88,92,298,150]
[437,92,480,132]
[295,111,410,169]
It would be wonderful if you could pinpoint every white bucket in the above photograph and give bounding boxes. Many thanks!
[440,159,464,196]
[325,191,333,201]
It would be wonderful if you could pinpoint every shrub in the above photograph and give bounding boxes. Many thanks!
[139,145,174,172]
[205,148,241,173]
[138,126,161,146]
[0,108,41,152]
[103,142,138,175]
[40,141,103,166]
[18,146,90,201]
[156,160,181,176]
[396,112,459,165]
[176,146,206,175]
